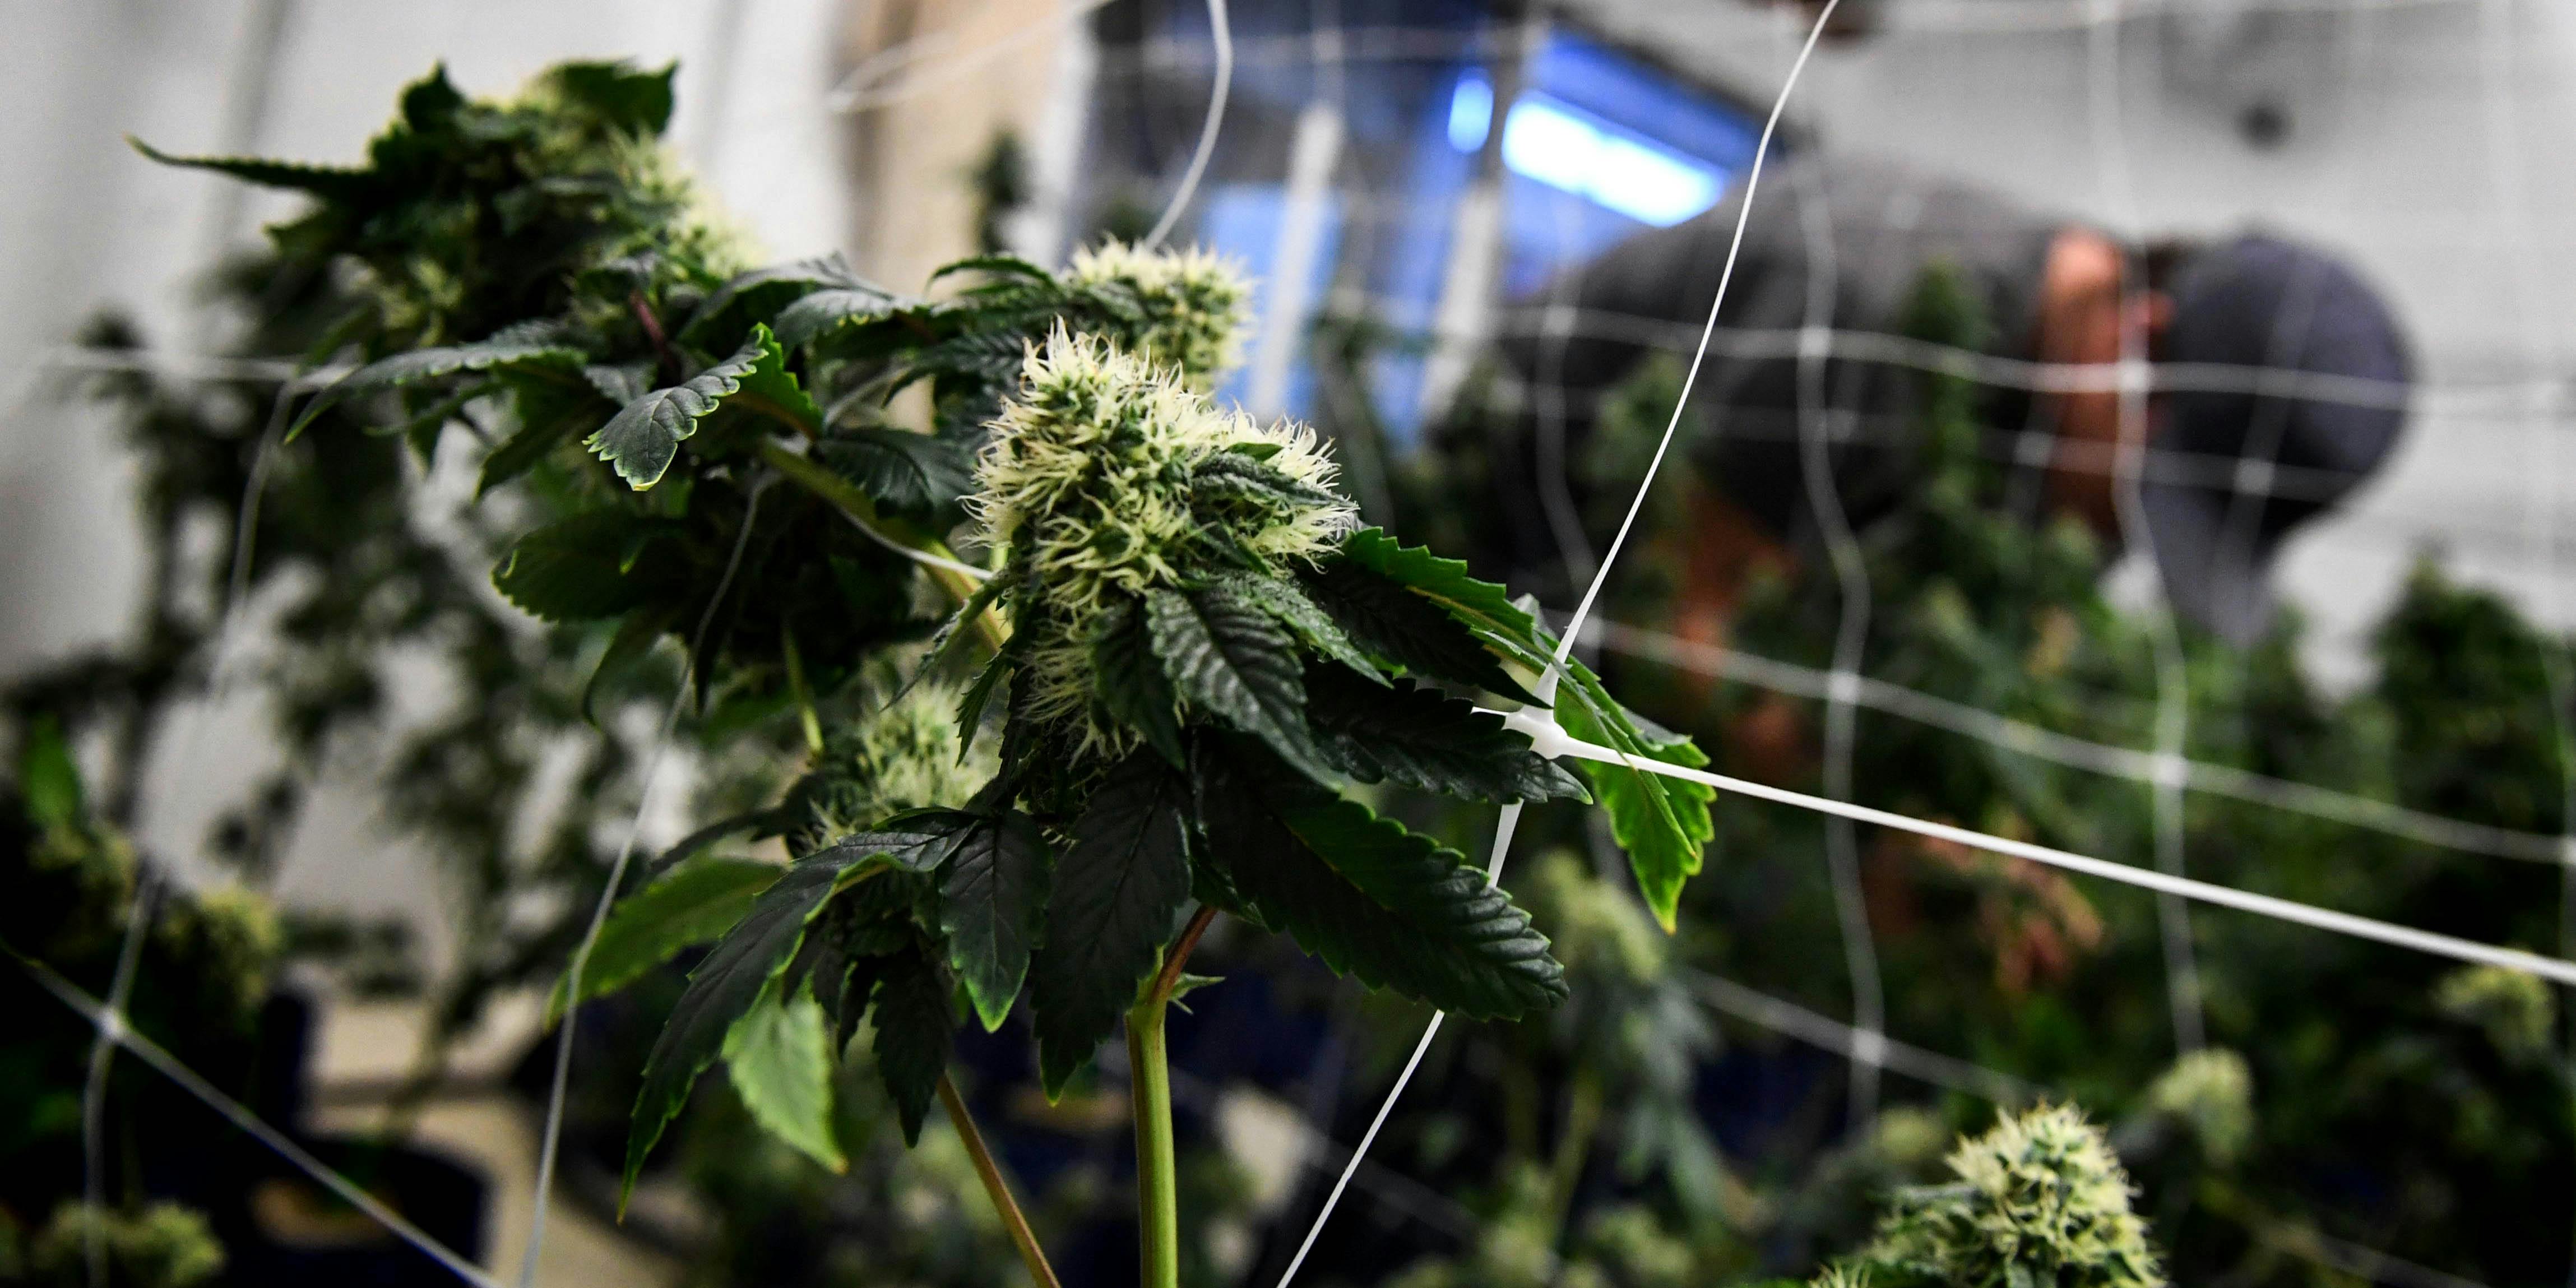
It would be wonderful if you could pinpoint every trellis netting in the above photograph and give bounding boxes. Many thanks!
[14,1,2576,1287]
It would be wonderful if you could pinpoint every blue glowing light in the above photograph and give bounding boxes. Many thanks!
[1448,72,1494,152]
[1446,78,1727,228]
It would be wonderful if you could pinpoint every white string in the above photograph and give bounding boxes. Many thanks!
[518,477,771,1287]
[1505,712,2576,988]
[20,957,504,1288]
[1786,134,1887,1133]
[1555,0,1841,659]
[1140,0,1233,251]
[2084,0,2205,1054]
[1579,616,2570,864]
[1272,6,1843,1281]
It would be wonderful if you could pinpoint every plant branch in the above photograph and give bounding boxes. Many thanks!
[938,1072,1063,1288]
[1149,905,1220,1008]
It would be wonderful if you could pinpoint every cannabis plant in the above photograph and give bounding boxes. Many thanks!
[155,58,1718,1287]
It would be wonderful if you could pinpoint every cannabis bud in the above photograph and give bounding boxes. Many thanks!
[782,680,998,852]
[973,327,1355,761]
[1832,1104,2165,1288]
[1064,241,1253,390]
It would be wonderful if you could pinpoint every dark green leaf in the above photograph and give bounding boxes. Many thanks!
[1031,752,1193,1095]
[581,606,677,722]
[682,253,890,348]
[130,137,373,203]
[623,848,883,1207]
[478,367,614,497]
[1298,557,1539,703]
[776,289,917,349]
[292,336,584,438]
[1145,583,1333,782]
[817,427,975,523]
[587,325,817,489]
[1338,527,1536,637]
[723,982,847,1171]
[870,948,956,1146]
[19,716,84,831]
[900,567,1015,705]
[550,60,678,135]
[1555,685,1715,932]
[938,808,1051,1031]
[1091,597,1184,766]
[1305,664,1586,804]
[492,512,679,622]
[807,813,980,874]
[546,858,779,1025]
[1195,736,1565,1020]
[1221,572,1384,684]
[929,253,1053,284]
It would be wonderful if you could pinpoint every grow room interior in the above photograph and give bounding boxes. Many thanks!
[7,1,2576,1286]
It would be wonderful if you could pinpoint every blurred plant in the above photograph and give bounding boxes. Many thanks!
[24,1201,226,1288]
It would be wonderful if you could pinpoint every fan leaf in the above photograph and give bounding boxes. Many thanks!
[1305,664,1586,805]
[1031,752,1193,1096]
[937,807,1051,1031]
[1194,736,1565,1020]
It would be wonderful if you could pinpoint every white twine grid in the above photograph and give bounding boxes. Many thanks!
[1273,2,1847,1281]
[45,0,2576,1282]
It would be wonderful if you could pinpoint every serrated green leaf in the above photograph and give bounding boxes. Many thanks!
[1305,664,1586,804]
[1298,556,1540,703]
[869,948,956,1146]
[776,289,917,349]
[547,858,779,1026]
[1340,528,1533,632]
[817,427,975,523]
[492,512,680,622]
[131,137,373,202]
[938,808,1051,1031]
[292,336,584,438]
[581,606,677,722]
[807,814,981,874]
[1221,572,1384,685]
[929,253,1054,284]
[624,847,884,1208]
[1032,752,1193,1096]
[1190,452,1349,517]
[1194,735,1565,1019]
[1145,583,1334,783]
[722,981,847,1172]
[684,254,895,350]
[1092,597,1185,766]
[1555,683,1715,932]
[587,325,817,489]
[902,566,1016,706]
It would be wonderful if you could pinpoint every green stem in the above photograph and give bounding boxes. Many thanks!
[1127,906,1217,1288]
[1127,999,1180,1288]
[757,441,1008,652]
[938,1072,1063,1288]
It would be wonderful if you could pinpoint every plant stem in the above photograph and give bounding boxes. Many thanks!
[1127,999,1180,1288]
[1128,905,1216,1288]
[938,1072,1063,1288]
[757,441,1008,651]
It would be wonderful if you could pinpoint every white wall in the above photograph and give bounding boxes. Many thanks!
[1573,0,2576,684]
